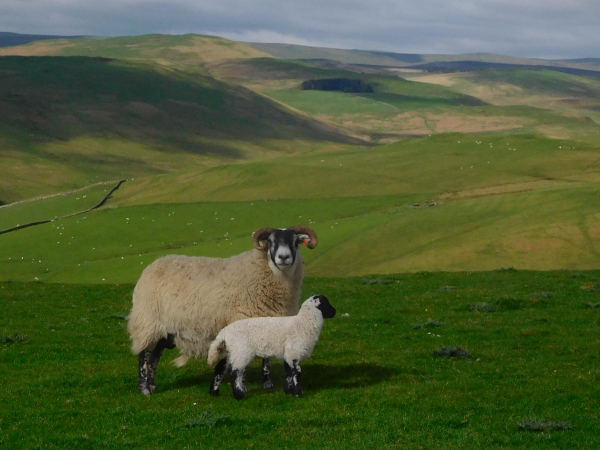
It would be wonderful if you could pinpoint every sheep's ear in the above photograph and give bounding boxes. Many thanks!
[252,227,274,251]
[291,226,318,249]
[296,234,310,246]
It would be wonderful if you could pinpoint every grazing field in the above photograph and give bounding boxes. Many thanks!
[1,34,600,449]
[2,272,600,449]
[2,132,600,282]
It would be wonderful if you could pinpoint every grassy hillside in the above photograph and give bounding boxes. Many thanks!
[214,57,599,143]
[0,34,271,65]
[0,54,356,203]
[2,274,600,448]
[1,34,599,276]
[2,133,600,282]
[408,69,600,135]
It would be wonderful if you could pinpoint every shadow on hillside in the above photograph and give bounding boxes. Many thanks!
[0,56,363,160]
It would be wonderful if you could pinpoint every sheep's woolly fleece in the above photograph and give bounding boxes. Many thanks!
[128,249,304,365]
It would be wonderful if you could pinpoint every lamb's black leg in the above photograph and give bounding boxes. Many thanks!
[138,350,151,396]
[210,358,228,396]
[261,358,274,390]
[283,361,293,395]
[291,360,303,397]
[284,360,302,397]
[147,335,174,394]
[229,366,247,400]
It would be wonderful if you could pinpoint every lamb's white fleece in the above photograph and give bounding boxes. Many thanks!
[208,295,327,369]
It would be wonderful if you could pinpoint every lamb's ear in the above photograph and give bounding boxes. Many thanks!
[291,226,318,249]
[252,227,274,251]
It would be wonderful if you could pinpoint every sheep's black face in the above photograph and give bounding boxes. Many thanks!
[267,229,303,270]
[312,295,336,319]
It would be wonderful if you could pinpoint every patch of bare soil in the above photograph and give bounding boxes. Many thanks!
[408,74,458,86]
[0,41,73,56]
[317,112,431,138]
[429,114,530,133]
[440,175,600,202]
[172,38,272,64]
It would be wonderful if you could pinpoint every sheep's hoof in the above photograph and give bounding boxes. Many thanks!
[209,388,220,397]
[262,379,274,390]
[149,384,157,393]
[140,386,152,396]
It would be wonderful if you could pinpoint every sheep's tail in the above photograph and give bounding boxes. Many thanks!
[207,337,227,366]
[171,354,190,368]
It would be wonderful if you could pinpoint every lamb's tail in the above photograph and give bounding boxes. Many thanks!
[207,336,227,366]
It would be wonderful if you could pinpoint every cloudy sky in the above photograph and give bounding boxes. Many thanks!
[1,0,599,59]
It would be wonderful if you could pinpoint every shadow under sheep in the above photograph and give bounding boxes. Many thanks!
[170,362,397,395]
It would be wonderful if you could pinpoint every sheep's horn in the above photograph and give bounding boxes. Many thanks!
[291,226,318,249]
[252,226,274,251]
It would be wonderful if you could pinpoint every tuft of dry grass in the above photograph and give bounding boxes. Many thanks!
[433,346,471,359]
[519,418,571,432]
[412,320,446,329]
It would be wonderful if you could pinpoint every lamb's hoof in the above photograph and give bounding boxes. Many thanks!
[149,384,157,394]
[233,390,247,401]
[209,388,220,397]
[262,379,274,390]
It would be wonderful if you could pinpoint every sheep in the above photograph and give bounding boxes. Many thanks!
[207,294,336,400]
[127,225,318,396]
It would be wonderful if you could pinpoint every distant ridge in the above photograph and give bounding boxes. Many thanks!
[0,31,84,48]
[249,42,600,72]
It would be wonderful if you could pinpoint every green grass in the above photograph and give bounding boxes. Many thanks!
[114,133,600,204]
[2,132,600,282]
[0,182,115,231]
[2,271,599,448]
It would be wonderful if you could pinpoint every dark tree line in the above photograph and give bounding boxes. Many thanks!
[301,78,374,93]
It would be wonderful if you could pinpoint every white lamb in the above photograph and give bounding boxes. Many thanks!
[207,294,336,400]
[128,226,318,396]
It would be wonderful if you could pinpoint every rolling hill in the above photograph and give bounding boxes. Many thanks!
[1,33,600,278]
[0,38,359,203]
[248,43,600,73]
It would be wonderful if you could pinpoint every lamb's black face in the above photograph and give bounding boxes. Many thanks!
[312,295,336,319]
[267,228,304,269]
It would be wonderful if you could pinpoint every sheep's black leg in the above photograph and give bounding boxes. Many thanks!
[138,350,151,396]
[210,358,228,396]
[229,366,247,400]
[261,358,274,390]
[284,360,302,397]
[147,335,174,394]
